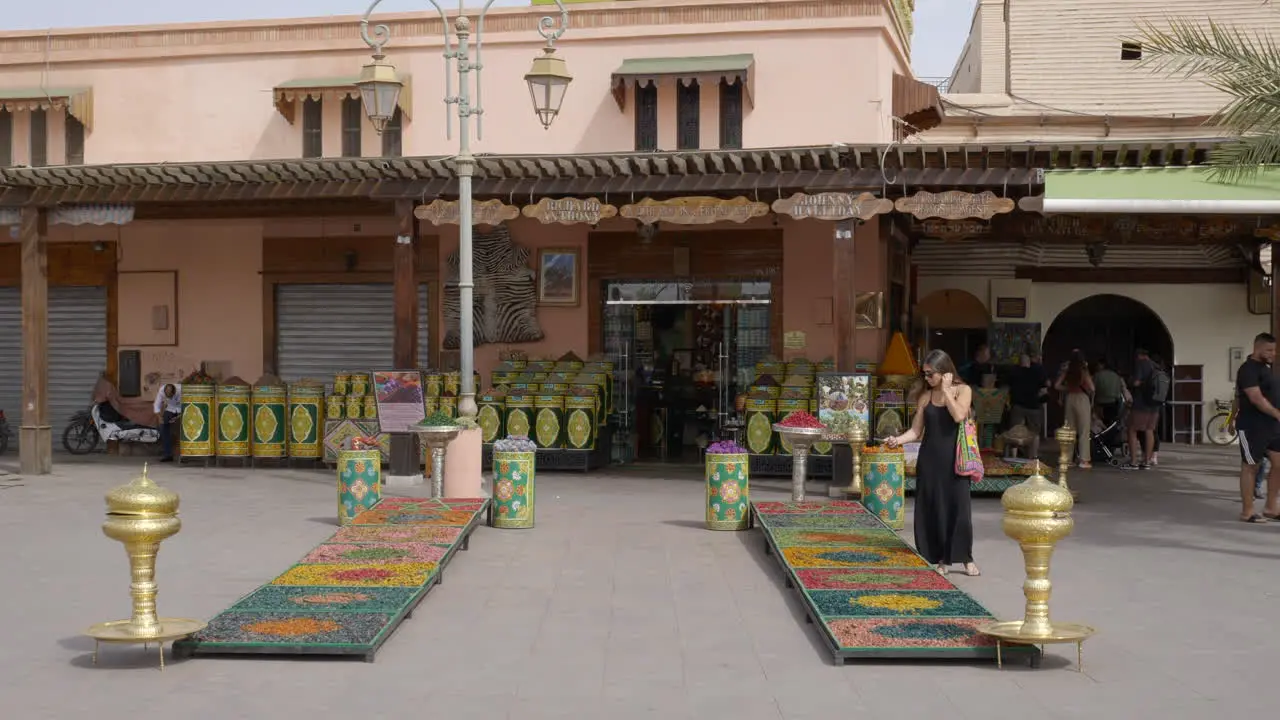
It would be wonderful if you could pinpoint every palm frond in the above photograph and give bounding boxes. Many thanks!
[1130,10,1280,183]
[1206,135,1280,184]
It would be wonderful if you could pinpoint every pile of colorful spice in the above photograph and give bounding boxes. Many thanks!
[862,444,903,454]
[494,435,537,453]
[706,440,747,455]
[777,411,826,429]
[418,410,459,428]
[181,369,217,385]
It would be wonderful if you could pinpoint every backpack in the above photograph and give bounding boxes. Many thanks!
[1148,369,1171,405]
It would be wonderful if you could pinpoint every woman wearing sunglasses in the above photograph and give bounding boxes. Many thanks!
[886,349,980,577]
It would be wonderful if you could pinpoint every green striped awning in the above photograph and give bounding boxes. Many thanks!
[1043,166,1280,214]
[610,54,755,109]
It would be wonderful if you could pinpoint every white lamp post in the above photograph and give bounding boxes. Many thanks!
[358,0,572,419]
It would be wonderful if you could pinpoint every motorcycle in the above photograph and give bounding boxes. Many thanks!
[0,409,10,455]
[63,403,161,455]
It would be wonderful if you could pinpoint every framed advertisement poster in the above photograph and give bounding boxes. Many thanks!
[815,372,872,441]
[371,371,426,433]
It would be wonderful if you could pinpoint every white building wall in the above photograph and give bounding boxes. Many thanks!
[916,275,1266,408]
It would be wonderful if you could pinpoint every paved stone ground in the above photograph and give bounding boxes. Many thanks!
[0,445,1275,719]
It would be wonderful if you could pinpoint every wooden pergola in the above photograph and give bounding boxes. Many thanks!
[2,138,1250,474]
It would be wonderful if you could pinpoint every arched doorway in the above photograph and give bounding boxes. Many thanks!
[1042,294,1174,377]
[915,289,991,363]
[1042,294,1174,431]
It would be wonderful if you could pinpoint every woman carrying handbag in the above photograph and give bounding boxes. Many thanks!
[886,349,981,577]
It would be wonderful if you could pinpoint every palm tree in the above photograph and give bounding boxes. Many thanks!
[1134,8,1280,183]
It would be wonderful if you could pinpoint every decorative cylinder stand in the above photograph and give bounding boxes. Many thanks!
[860,445,906,529]
[492,450,536,529]
[705,452,750,531]
[774,425,825,502]
[416,426,461,498]
[85,464,206,670]
[979,462,1095,671]
[842,426,869,498]
[1056,423,1079,499]
[337,447,382,525]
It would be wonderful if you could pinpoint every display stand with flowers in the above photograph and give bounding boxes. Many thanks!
[491,435,537,529]
[705,440,750,531]
[415,411,460,499]
[773,411,828,502]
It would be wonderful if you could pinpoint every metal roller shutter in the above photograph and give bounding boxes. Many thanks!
[0,285,108,445]
[275,283,431,390]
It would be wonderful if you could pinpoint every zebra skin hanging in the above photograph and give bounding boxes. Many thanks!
[442,224,545,348]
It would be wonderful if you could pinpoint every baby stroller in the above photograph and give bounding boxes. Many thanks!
[1090,401,1127,467]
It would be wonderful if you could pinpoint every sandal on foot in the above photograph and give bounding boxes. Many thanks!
[1263,513,1280,521]
[936,565,949,576]
[964,563,981,577]
[1241,514,1270,523]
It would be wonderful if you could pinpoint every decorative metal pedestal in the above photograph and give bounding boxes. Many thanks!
[85,464,206,670]
[1056,423,1080,500]
[841,427,869,498]
[416,425,461,498]
[980,462,1095,671]
[774,425,825,502]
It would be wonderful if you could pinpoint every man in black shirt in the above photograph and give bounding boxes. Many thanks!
[1235,332,1280,522]
[1007,352,1048,458]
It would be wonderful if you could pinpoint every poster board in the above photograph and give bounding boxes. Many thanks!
[815,373,872,441]
[371,371,426,433]
[988,322,1042,365]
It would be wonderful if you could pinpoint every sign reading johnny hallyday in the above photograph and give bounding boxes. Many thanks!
[620,196,770,225]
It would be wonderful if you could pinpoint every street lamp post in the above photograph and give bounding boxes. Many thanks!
[358,0,572,419]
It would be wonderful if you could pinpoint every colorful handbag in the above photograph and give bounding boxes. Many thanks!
[955,414,985,482]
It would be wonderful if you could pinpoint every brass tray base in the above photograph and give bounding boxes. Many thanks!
[979,620,1095,671]
[86,618,207,670]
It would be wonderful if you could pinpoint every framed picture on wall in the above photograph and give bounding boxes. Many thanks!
[537,247,580,306]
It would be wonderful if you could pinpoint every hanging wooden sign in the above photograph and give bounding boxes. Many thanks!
[919,219,991,241]
[414,199,520,226]
[770,192,893,221]
[894,190,1015,220]
[521,197,618,226]
[619,196,770,225]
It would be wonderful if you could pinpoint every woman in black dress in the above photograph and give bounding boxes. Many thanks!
[886,350,979,577]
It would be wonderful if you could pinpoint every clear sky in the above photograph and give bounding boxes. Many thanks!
[2,0,977,79]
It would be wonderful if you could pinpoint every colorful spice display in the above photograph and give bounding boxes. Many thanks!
[706,440,747,455]
[228,586,420,614]
[194,611,394,646]
[776,411,825,429]
[781,546,930,569]
[807,589,989,618]
[752,500,867,515]
[825,618,998,651]
[272,561,438,587]
[331,524,463,545]
[299,543,448,565]
[794,569,956,592]
[756,513,889,530]
[751,498,1007,659]
[179,496,489,658]
[768,528,904,548]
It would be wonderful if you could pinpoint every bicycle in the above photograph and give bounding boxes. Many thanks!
[1205,398,1237,445]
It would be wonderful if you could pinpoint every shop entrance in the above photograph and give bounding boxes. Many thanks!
[603,280,772,464]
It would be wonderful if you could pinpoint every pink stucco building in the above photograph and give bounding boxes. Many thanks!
[0,0,933,452]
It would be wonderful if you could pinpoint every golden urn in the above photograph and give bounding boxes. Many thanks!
[980,461,1094,670]
[844,425,869,498]
[85,464,205,669]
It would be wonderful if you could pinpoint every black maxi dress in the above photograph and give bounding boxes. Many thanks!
[914,401,975,566]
